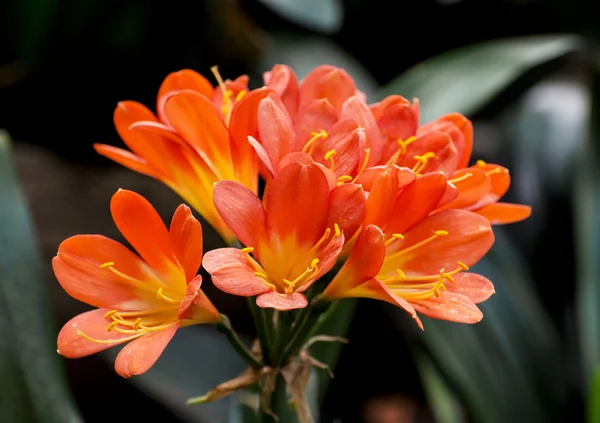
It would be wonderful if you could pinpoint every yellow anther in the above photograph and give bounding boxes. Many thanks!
[324,149,336,161]
[104,310,118,319]
[254,271,268,279]
[235,90,247,102]
[133,318,142,331]
[303,130,329,154]
[393,233,404,240]
[310,258,320,268]
[434,230,449,236]
[476,159,487,166]
[241,247,255,254]
[100,261,114,268]
[107,321,119,332]
[310,129,328,139]
[156,287,164,300]
[337,175,353,183]
[156,288,179,304]
[334,223,341,237]
[396,269,407,280]
[457,261,469,270]
[414,152,436,162]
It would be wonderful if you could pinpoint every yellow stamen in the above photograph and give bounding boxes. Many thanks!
[387,229,448,260]
[384,233,405,247]
[156,288,180,304]
[449,172,472,184]
[352,148,371,182]
[211,65,234,125]
[434,230,448,236]
[310,258,320,268]
[107,321,119,332]
[324,149,336,170]
[334,223,341,237]
[100,261,114,268]
[241,247,255,254]
[254,271,268,279]
[77,330,144,345]
[457,261,469,270]
[476,159,487,166]
[235,90,247,102]
[302,130,328,154]
[386,136,416,165]
[411,152,436,174]
[134,318,142,331]
[337,175,353,186]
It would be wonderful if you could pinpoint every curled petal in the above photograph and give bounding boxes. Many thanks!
[257,94,296,171]
[475,203,532,225]
[256,292,308,311]
[169,205,203,282]
[446,273,495,304]
[157,69,214,118]
[299,65,356,113]
[264,64,299,119]
[213,180,267,251]
[178,275,221,322]
[202,248,272,297]
[114,322,180,378]
[323,225,385,299]
[436,168,491,211]
[411,292,483,324]
[340,96,382,165]
[57,309,133,358]
[248,136,275,180]
[110,189,172,272]
[420,113,473,168]
[327,183,366,240]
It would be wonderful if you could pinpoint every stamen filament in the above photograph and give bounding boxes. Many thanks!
[302,130,328,154]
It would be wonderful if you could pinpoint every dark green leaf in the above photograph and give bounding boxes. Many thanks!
[256,0,343,34]
[378,34,584,122]
[588,366,600,423]
[0,131,82,423]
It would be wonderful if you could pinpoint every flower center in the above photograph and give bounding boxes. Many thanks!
[211,66,246,126]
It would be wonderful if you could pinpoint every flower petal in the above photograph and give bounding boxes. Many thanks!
[327,183,366,240]
[475,203,532,225]
[256,292,308,310]
[386,209,494,276]
[355,165,416,192]
[248,136,276,180]
[169,204,203,281]
[110,189,172,272]
[114,321,180,378]
[264,64,299,119]
[178,275,221,322]
[202,248,272,297]
[403,131,457,176]
[323,225,385,299]
[57,309,133,358]
[420,113,473,169]
[265,161,330,248]
[372,95,419,146]
[53,235,149,310]
[411,292,483,324]
[311,119,363,178]
[364,165,400,229]
[299,65,356,113]
[257,93,296,171]
[446,273,495,304]
[435,168,491,211]
[213,180,267,251]
[157,69,214,113]
[294,99,337,149]
[344,279,423,329]
[340,96,382,165]
[93,144,163,180]
[114,101,158,150]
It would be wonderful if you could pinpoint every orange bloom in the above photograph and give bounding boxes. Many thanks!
[53,189,220,377]
[203,159,366,310]
[323,167,495,328]
[94,69,263,243]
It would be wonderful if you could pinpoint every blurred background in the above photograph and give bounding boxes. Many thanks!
[0,0,599,422]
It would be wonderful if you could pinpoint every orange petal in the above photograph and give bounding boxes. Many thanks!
[471,163,510,205]
[265,161,330,248]
[93,144,163,180]
[387,209,494,276]
[257,93,295,171]
[311,119,363,178]
[403,131,457,176]
[213,180,267,251]
[178,275,221,322]
[248,136,276,180]
[53,235,149,309]
[340,96,382,166]
[312,228,345,281]
[446,273,495,304]
[169,204,203,282]
[114,101,158,147]
[294,99,337,149]
[162,90,231,173]
[382,172,447,235]
[437,181,459,208]
[57,309,134,358]
[212,75,249,117]
[364,165,400,229]
[256,292,308,310]
[327,183,366,240]
[435,168,491,211]
[299,65,356,113]
[278,152,338,190]
[110,189,172,272]
[420,113,473,169]
[372,95,419,144]
[475,203,532,224]
[157,69,214,115]
[356,165,416,192]
[411,292,482,324]
[264,64,299,119]
[344,278,423,330]
[114,322,180,378]
[323,225,385,299]
[202,248,272,297]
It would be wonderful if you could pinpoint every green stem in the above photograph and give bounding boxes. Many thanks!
[258,374,297,423]
[281,295,329,361]
[215,314,263,369]
[247,297,273,359]
[270,311,293,366]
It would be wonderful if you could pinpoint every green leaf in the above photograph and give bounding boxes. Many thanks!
[256,0,343,34]
[588,366,600,423]
[378,34,584,122]
[0,131,82,423]
[392,229,567,423]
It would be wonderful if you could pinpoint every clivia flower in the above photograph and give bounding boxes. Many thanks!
[53,189,220,377]
[202,158,366,310]
[93,68,263,243]
[322,166,495,328]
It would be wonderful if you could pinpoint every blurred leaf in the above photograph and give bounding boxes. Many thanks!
[0,131,82,423]
[392,229,567,423]
[102,325,248,422]
[259,34,379,98]
[414,354,465,423]
[256,0,343,34]
[588,366,600,423]
[378,34,583,122]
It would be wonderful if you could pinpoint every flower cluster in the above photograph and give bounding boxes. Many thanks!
[54,65,530,385]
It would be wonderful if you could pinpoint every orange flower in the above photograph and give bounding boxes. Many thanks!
[53,189,220,378]
[94,68,263,243]
[202,159,366,310]
[323,167,495,328]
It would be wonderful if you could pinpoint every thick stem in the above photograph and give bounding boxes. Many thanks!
[270,311,293,366]
[247,297,273,359]
[281,296,330,361]
[215,314,263,369]
[257,374,298,423]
